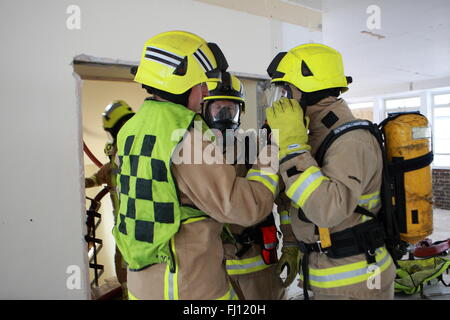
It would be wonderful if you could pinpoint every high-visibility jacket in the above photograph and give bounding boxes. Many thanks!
[115,99,277,299]
[113,100,208,272]
[280,97,396,299]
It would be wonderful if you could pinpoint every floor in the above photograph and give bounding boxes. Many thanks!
[287,208,450,300]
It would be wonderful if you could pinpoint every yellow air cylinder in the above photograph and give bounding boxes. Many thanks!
[384,113,433,244]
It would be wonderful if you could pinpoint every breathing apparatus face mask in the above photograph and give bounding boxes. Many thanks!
[267,82,294,106]
[204,100,241,132]
[266,82,309,127]
[204,100,242,150]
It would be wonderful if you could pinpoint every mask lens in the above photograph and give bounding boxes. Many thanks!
[267,83,292,105]
[207,101,241,123]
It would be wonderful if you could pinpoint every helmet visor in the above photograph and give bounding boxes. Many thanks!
[267,82,293,105]
[205,100,241,124]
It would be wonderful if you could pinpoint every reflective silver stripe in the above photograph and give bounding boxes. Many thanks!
[168,271,174,300]
[308,249,390,283]
[145,50,182,66]
[290,171,324,204]
[358,194,380,207]
[146,46,184,60]
[265,242,277,249]
[226,258,266,271]
[333,120,370,135]
[280,213,290,223]
[246,171,278,189]
[144,54,178,68]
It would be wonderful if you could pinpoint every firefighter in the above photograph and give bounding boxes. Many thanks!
[84,100,135,299]
[112,31,278,300]
[203,71,286,300]
[265,43,396,299]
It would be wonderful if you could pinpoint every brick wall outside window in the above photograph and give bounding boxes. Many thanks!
[432,169,450,210]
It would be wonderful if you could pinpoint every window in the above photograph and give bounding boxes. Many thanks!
[433,93,450,167]
[348,101,374,121]
[384,96,421,117]
[349,102,374,109]
[434,93,450,105]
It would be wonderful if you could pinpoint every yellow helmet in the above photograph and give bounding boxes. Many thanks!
[204,72,245,112]
[102,100,135,137]
[267,43,352,93]
[134,31,228,95]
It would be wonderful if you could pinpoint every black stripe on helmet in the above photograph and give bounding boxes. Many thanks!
[197,48,213,71]
[193,52,210,72]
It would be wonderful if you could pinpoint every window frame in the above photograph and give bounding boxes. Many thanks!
[431,91,450,169]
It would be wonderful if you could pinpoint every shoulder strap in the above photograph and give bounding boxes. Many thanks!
[315,120,375,166]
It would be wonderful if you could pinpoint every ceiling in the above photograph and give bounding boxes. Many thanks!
[321,0,450,98]
[196,0,450,98]
[195,0,322,30]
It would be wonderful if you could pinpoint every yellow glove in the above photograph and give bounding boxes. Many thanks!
[275,244,301,288]
[265,98,310,160]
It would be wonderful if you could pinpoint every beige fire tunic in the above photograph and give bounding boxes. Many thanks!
[279,97,396,299]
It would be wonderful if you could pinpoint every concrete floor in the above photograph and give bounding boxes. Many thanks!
[287,208,450,300]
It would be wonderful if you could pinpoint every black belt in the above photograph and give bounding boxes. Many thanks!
[299,219,385,261]
[298,219,386,300]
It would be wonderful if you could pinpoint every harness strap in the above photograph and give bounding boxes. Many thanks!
[297,207,313,223]
[388,151,433,175]
[301,250,311,300]
[315,120,374,167]
[354,205,377,219]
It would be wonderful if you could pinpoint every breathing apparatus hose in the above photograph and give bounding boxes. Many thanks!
[83,141,104,168]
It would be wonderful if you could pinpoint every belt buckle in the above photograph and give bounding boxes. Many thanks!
[316,241,326,254]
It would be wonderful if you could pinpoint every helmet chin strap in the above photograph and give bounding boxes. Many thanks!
[299,88,341,108]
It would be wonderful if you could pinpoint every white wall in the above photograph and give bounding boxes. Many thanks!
[0,0,320,299]
[282,22,323,51]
